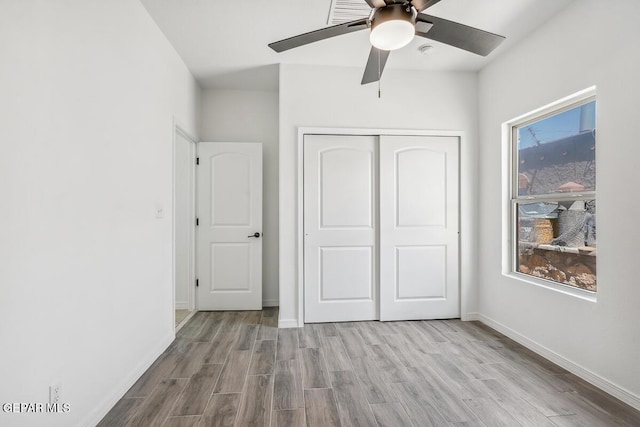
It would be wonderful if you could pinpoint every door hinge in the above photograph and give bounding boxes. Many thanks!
[196,157,199,165]
[196,218,199,226]
[196,279,199,287]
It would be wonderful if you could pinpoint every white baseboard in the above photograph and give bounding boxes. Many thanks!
[175,301,189,310]
[478,313,640,411]
[462,311,480,321]
[82,333,174,427]
[278,318,299,328]
[262,299,279,307]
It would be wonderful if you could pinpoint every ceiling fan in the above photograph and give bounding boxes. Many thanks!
[268,0,505,85]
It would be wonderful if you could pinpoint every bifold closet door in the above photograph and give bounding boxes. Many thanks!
[379,135,460,321]
[303,134,378,323]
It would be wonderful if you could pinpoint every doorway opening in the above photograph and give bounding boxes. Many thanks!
[173,124,198,329]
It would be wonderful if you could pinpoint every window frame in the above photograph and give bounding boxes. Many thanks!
[504,87,597,299]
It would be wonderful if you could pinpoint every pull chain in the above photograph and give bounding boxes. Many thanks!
[377,49,381,98]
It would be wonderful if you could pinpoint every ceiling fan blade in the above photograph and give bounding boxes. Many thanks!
[361,47,390,85]
[364,0,386,8]
[269,18,369,53]
[410,0,442,12]
[416,13,505,56]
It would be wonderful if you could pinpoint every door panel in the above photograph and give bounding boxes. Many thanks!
[210,243,252,291]
[396,149,447,227]
[396,245,446,299]
[320,149,374,228]
[304,135,378,323]
[380,135,459,321]
[198,142,262,310]
[211,153,252,226]
[320,246,374,300]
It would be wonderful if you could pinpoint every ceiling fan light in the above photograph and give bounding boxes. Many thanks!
[370,20,415,50]
[369,4,416,51]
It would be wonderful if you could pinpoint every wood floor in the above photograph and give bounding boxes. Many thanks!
[99,308,640,426]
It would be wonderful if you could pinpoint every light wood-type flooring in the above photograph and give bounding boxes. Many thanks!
[100,308,640,426]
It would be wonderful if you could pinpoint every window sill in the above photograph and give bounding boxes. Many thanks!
[503,271,597,303]
[518,241,597,256]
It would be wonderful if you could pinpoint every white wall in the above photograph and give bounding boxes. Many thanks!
[200,89,280,306]
[0,1,200,426]
[278,64,479,326]
[478,0,640,405]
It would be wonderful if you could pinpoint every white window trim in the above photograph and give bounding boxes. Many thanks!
[501,86,597,302]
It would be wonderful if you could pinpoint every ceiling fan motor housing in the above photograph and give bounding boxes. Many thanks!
[370,4,417,51]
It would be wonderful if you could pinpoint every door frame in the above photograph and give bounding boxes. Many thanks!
[296,127,473,327]
[172,121,198,321]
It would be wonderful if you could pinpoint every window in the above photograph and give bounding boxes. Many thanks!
[510,91,596,292]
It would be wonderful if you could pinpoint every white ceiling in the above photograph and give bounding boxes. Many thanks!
[140,0,573,90]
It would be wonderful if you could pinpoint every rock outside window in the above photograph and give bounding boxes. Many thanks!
[511,93,596,292]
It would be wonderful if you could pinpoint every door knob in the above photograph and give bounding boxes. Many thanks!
[248,232,261,238]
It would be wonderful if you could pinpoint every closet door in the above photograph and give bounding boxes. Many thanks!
[304,134,378,323]
[379,135,459,321]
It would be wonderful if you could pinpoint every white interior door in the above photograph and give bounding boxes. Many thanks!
[197,142,262,310]
[304,134,378,323]
[379,135,459,321]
